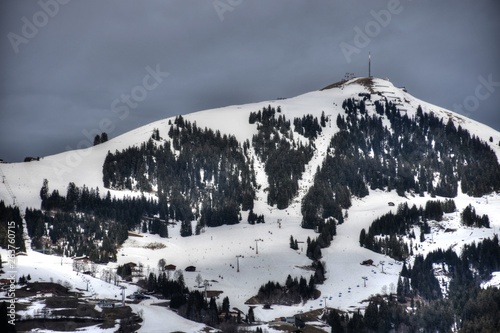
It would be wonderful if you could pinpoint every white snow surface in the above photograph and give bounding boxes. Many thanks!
[1,77,500,332]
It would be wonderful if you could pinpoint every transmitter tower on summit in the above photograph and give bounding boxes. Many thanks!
[368,52,371,78]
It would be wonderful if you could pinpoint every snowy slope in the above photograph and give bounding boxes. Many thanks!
[1,77,500,332]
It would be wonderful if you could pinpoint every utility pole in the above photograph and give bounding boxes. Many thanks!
[236,255,243,273]
[380,261,385,273]
[362,276,368,287]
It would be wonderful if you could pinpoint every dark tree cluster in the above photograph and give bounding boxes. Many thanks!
[40,181,158,229]
[460,287,500,333]
[25,208,126,263]
[247,210,265,224]
[27,180,161,261]
[293,114,323,139]
[406,252,446,301]
[116,263,133,279]
[256,274,317,305]
[301,127,374,229]
[141,218,169,238]
[103,116,256,233]
[178,290,221,326]
[391,236,500,332]
[250,105,315,209]
[143,271,187,302]
[424,199,456,221]
[306,236,322,261]
[301,179,347,230]
[303,219,337,261]
[93,132,108,146]
[248,105,285,130]
[360,200,456,260]
[289,235,299,250]
[461,204,490,228]
[151,128,161,141]
[143,272,242,327]
[0,201,25,252]
[307,97,500,223]
[404,236,500,301]
[327,286,500,333]
[462,235,500,280]
[324,298,414,333]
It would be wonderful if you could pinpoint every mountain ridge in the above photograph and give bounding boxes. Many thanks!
[2,76,499,211]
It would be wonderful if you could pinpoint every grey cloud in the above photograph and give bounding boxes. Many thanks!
[0,0,499,162]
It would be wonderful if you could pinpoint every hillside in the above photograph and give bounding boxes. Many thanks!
[1,77,500,332]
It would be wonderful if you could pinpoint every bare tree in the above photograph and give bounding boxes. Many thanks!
[158,258,166,272]
[389,282,396,295]
[174,269,184,284]
[195,273,203,288]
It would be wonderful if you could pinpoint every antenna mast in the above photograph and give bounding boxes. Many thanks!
[368,52,371,78]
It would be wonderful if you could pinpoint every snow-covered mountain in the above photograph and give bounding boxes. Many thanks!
[1,77,500,332]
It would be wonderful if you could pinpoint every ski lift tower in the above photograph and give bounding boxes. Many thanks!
[236,255,244,273]
[204,280,210,300]
[255,239,263,255]
[120,286,126,306]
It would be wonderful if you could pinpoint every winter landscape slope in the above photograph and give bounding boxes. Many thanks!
[1,77,500,332]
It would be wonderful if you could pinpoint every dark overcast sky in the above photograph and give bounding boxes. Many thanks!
[1,0,499,162]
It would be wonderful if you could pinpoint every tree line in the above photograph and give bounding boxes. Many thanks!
[0,201,25,252]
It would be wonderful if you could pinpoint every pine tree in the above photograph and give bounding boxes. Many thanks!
[222,296,230,313]
[359,228,366,247]
[180,220,192,237]
[290,235,297,250]
[40,178,49,201]
[397,277,405,303]
[247,307,255,323]
[320,111,326,127]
